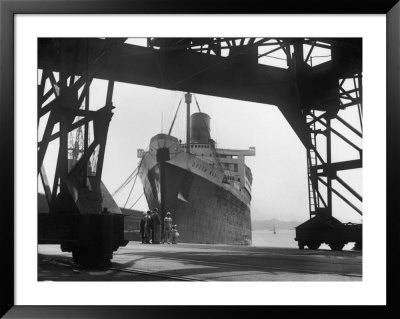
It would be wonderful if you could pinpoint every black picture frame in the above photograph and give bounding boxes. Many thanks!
[1,0,399,318]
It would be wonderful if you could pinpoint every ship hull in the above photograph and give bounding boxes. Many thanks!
[140,158,252,245]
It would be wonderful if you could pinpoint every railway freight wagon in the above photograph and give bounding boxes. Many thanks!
[39,193,143,242]
[120,208,143,241]
[295,214,362,251]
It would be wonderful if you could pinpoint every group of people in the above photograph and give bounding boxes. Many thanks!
[139,208,179,244]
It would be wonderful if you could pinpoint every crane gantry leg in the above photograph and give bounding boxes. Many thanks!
[38,39,128,267]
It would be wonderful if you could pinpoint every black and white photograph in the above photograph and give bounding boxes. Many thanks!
[37,37,363,282]
[2,8,396,315]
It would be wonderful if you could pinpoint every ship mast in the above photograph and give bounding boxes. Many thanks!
[185,92,192,153]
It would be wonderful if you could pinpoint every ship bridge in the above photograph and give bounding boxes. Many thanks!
[215,147,255,192]
[215,147,256,157]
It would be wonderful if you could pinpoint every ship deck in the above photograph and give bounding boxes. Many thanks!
[38,242,361,281]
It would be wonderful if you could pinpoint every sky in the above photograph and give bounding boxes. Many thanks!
[104,84,310,222]
[38,39,362,223]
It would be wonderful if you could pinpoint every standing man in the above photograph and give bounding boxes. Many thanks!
[139,212,147,244]
[144,210,152,244]
[151,208,161,244]
[163,212,173,244]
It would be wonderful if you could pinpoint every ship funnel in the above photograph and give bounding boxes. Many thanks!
[190,112,211,143]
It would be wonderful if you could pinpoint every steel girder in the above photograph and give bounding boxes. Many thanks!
[305,75,363,219]
[39,38,361,148]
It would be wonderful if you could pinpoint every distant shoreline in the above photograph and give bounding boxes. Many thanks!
[251,219,300,231]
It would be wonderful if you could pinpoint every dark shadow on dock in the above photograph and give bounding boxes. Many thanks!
[38,242,362,282]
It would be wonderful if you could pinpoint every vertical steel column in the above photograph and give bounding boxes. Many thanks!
[105,81,114,107]
[95,81,114,179]
[59,114,69,195]
[82,40,90,187]
[58,52,69,196]
[326,118,332,216]
[185,92,192,153]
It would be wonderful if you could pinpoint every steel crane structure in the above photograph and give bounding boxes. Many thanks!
[38,38,362,265]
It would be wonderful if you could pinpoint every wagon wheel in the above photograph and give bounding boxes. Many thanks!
[306,241,321,250]
[72,246,111,268]
[328,241,345,251]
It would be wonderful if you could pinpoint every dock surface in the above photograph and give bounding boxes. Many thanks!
[38,242,362,281]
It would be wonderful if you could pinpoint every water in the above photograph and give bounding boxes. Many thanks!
[251,229,355,251]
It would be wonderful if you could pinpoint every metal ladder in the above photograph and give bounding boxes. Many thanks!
[307,114,318,218]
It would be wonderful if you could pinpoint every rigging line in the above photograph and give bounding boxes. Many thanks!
[126,190,143,209]
[112,167,138,196]
[168,95,183,135]
[115,172,134,191]
[123,159,143,209]
[113,175,136,198]
[113,180,133,198]
[193,94,202,113]
[112,165,139,197]
[129,192,145,210]
[127,189,144,203]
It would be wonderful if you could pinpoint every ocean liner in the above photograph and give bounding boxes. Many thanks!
[137,93,255,244]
